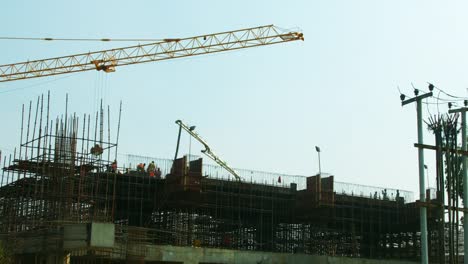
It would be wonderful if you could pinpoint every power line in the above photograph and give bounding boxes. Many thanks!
[403,83,468,117]
[431,95,465,103]
[0,73,78,94]
[425,97,433,117]
[431,83,467,99]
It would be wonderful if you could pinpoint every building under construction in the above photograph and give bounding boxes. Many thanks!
[0,96,447,263]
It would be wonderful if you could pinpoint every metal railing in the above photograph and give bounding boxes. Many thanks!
[117,154,416,202]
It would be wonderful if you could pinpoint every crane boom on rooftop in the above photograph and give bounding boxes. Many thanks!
[175,120,242,181]
[0,25,303,82]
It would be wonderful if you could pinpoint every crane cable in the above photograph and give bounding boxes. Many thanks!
[0,36,165,42]
[0,26,303,43]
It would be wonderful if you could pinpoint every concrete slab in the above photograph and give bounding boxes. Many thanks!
[144,245,418,264]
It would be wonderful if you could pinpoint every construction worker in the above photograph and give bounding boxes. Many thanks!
[155,167,162,179]
[111,160,117,173]
[147,161,156,177]
[137,163,145,172]
[90,144,103,156]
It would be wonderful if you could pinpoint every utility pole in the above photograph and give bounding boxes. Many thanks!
[448,100,468,264]
[401,85,433,264]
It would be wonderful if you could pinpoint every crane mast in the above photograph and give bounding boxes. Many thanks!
[175,120,242,181]
[0,25,303,82]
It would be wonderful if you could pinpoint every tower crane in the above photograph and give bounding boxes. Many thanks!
[0,25,303,82]
[175,120,242,181]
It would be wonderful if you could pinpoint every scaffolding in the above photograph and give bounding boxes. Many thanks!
[0,95,442,263]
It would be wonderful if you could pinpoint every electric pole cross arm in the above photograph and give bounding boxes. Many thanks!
[0,25,304,82]
[175,120,242,181]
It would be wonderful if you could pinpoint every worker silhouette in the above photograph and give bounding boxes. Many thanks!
[147,161,156,177]
[111,160,117,173]
[137,163,146,172]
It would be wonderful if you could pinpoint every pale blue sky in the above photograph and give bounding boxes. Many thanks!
[1,0,468,195]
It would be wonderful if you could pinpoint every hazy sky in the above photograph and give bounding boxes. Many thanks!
[1,0,468,196]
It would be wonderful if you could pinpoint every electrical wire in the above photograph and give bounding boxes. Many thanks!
[423,101,460,108]
[436,90,441,114]
[397,86,403,95]
[411,83,468,131]
[422,102,442,105]
[432,84,467,99]
[431,95,465,102]
[404,83,467,112]
[0,73,78,94]
[425,97,432,117]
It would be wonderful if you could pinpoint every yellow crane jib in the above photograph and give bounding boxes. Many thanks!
[175,120,242,181]
[0,25,303,82]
